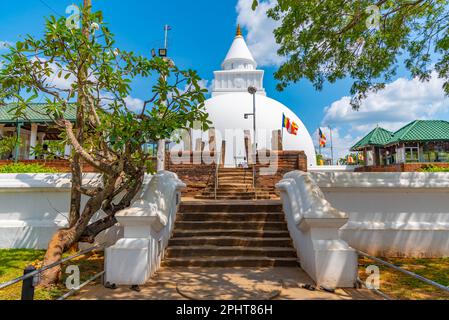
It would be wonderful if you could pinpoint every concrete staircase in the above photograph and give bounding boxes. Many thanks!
[162,201,299,268]
[195,168,277,200]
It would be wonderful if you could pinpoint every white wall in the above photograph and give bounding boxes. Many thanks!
[276,171,358,288]
[0,174,122,250]
[309,165,359,173]
[311,172,449,257]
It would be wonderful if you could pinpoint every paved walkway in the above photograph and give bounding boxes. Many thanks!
[77,267,379,300]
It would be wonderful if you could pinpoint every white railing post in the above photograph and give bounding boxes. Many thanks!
[276,170,358,289]
[105,171,185,286]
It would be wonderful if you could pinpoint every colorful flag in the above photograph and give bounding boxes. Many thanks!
[347,155,355,164]
[358,153,365,161]
[282,114,299,136]
[319,129,327,147]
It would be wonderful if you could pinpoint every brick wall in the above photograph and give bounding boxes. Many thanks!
[0,160,96,172]
[255,151,307,195]
[355,162,449,172]
[165,151,217,198]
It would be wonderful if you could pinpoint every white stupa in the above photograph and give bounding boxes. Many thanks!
[181,26,316,168]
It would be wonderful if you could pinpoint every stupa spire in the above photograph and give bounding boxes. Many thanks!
[236,24,242,37]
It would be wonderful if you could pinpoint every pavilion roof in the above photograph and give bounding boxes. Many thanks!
[351,126,393,151]
[0,103,76,124]
[386,120,449,145]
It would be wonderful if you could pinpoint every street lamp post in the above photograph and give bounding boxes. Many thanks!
[245,86,257,193]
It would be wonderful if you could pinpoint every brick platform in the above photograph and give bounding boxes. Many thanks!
[165,150,307,198]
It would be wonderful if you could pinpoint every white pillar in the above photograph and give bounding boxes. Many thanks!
[64,144,72,158]
[29,124,38,160]
[105,172,186,286]
[157,139,165,172]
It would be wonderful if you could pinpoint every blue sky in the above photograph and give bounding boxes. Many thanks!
[1,0,448,160]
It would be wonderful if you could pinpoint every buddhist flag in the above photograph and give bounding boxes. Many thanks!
[319,129,327,147]
[347,155,355,164]
[282,114,299,136]
[358,153,364,161]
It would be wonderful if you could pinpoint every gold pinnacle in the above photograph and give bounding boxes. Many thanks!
[236,24,242,37]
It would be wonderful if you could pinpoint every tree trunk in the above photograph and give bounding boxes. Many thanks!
[39,0,94,287]
[40,228,77,287]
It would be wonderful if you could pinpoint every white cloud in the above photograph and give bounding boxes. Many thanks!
[197,79,211,93]
[123,79,211,114]
[320,73,449,159]
[124,96,144,113]
[180,79,211,96]
[0,41,12,50]
[323,72,449,128]
[236,0,284,67]
[29,57,76,90]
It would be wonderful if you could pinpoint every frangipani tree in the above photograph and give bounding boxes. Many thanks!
[251,0,449,109]
[0,3,209,285]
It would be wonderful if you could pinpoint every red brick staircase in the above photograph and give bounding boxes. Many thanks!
[162,201,299,268]
[195,168,277,200]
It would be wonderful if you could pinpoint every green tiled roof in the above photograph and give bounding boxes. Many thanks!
[351,126,393,151]
[0,103,76,124]
[386,120,449,145]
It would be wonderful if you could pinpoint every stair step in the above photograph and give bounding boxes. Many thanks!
[169,236,293,247]
[177,212,285,222]
[219,169,253,172]
[180,202,282,213]
[208,185,275,190]
[202,191,259,196]
[199,193,272,199]
[211,187,255,192]
[162,256,299,268]
[218,178,253,182]
[218,172,253,176]
[199,194,278,199]
[172,229,290,238]
[166,246,297,258]
[202,190,271,195]
[217,182,254,187]
[174,221,287,231]
[195,195,273,200]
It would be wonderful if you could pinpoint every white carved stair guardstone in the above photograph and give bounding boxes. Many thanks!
[105,171,185,286]
[276,171,357,288]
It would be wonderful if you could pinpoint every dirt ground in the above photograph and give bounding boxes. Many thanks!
[77,267,380,300]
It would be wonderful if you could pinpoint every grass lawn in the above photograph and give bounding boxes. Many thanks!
[0,249,104,300]
[358,256,449,300]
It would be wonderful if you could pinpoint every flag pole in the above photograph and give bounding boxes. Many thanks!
[328,125,334,165]
[281,114,284,151]
[318,127,321,156]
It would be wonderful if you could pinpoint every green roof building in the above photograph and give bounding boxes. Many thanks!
[351,120,449,168]
[0,103,76,161]
[351,127,393,151]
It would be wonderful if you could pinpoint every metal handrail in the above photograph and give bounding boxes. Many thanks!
[356,277,392,300]
[357,250,449,294]
[214,151,220,200]
[253,151,257,200]
[57,270,105,300]
[0,243,105,300]
[0,244,103,290]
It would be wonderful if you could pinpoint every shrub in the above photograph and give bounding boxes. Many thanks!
[418,164,449,172]
[0,163,60,173]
